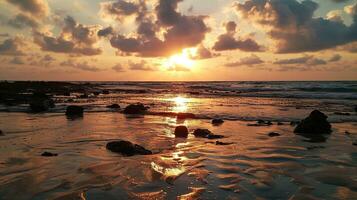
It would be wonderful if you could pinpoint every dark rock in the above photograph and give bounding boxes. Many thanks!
[212,118,224,125]
[174,126,189,138]
[93,91,100,96]
[277,122,284,125]
[102,90,110,94]
[353,141,357,146]
[355,106,357,112]
[0,130,3,136]
[29,93,55,112]
[106,140,152,156]
[207,134,225,139]
[41,152,58,157]
[294,110,332,135]
[215,141,233,145]
[177,113,195,119]
[65,105,84,117]
[63,92,71,96]
[247,120,273,126]
[123,103,148,114]
[193,129,211,138]
[107,104,120,109]
[268,132,281,137]
[79,94,88,98]
[334,112,351,116]
[290,121,300,126]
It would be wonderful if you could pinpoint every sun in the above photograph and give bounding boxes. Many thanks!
[163,48,197,71]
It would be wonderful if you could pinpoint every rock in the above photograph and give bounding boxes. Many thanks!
[333,112,351,116]
[193,129,212,138]
[176,113,195,119]
[93,91,100,96]
[215,141,233,145]
[277,122,284,125]
[355,106,357,112]
[29,92,55,112]
[212,118,224,125]
[290,121,300,126]
[123,103,148,114]
[192,128,225,139]
[247,120,272,126]
[41,152,58,157]
[353,141,357,146]
[174,126,189,138]
[102,90,110,94]
[268,132,281,137]
[65,105,84,117]
[294,110,332,135]
[0,130,3,136]
[106,140,152,156]
[107,104,120,109]
[79,94,88,98]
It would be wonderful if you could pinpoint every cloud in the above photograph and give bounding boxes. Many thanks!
[235,0,357,53]
[273,55,327,66]
[60,59,101,72]
[6,0,49,19]
[9,56,25,65]
[0,37,26,55]
[329,54,342,62]
[7,13,39,29]
[108,0,210,57]
[225,54,264,67]
[98,26,114,37]
[100,0,144,21]
[0,33,9,37]
[34,16,102,56]
[112,63,125,72]
[213,21,263,52]
[192,45,219,59]
[128,60,156,71]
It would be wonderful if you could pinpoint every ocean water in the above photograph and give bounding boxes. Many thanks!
[0,81,357,199]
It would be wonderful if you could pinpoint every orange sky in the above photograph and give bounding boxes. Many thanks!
[0,0,356,81]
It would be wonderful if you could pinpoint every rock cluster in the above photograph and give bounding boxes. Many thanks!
[106,140,152,156]
[294,110,332,135]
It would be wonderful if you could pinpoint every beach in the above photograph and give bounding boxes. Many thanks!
[0,81,356,199]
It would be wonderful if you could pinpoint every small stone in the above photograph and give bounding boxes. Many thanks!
[207,134,225,139]
[268,132,281,137]
[212,118,224,125]
[102,90,110,94]
[107,104,120,109]
[106,140,152,156]
[215,141,233,145]
[0,130,4,136]
[41,152,58,157]
[65,105,84,117]
[123,103,147,114]
[174,126,189,138]
[277,122,284,125]
[193,129,211,138]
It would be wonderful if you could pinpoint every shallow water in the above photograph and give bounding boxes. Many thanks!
[0,112,356,200]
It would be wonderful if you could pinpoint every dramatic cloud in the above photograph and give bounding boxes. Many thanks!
[235,0,357,53]
[192,45,219,59]
[6,0,49,19]
[213,21,263,52]
[225,54,264,67]
[0,37,26,56]
[98,26,114,37]
[109,0,210,57]
[34,16,102,56]
[100,0,144,21]
[60,59,101,72]
[9,56,25,65]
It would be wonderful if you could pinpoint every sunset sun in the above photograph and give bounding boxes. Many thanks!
[163,48,197,71]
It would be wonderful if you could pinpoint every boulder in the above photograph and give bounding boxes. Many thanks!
[123,103,147,114]
[29,92,55,112]
[268,132,281,137]
[107,104,120,109]
[294,110,332,135]
[174,126,189,138]
[65,105,84,117]
[106,140,152,156]
[212,118,224,125]
[41,152,58,157]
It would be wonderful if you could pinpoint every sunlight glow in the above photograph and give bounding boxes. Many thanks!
[163,48,197,71]
[172,96,188,113]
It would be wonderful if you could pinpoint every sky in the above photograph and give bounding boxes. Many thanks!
[0,0,357,81]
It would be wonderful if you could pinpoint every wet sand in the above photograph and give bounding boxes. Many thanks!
[0,112,356,199]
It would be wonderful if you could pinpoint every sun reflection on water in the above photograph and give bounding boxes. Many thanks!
[172,96,189,113]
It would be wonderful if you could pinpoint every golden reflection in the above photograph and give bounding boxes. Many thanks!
[150,161,185,182]
[172,96,189,113]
